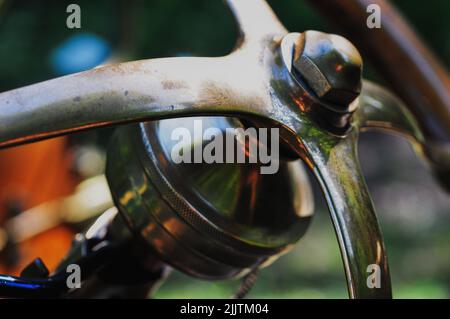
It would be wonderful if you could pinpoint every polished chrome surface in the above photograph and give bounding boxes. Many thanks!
[0,0,286,149]
[292,30,363,107]
[0,0,445,298]
[306,0,450,146]
[106,117,313,279]
[356,81,450,190]
[299,128,391,298]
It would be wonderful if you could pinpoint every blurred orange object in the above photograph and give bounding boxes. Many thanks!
[0,137,77,275]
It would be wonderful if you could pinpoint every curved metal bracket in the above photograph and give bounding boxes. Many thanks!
[226,0,287,43]
[0,0,288,149]
[356,80,425,147]
[299,128,391,298]
[356,81,450,191]
[0,57,268,148]
[0,0,443,299]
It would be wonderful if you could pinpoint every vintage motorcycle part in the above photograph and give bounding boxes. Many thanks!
[292,30,363,108]
[306,0,450,190]
[107,117,313,279]
[0,0,447,298]
[0,207,166,298]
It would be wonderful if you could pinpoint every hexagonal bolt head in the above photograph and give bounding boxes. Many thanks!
[292,30,363,107]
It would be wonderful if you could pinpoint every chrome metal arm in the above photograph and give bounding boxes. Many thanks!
[0,0,394,299]
[356,80,425,147]
[0,0,288,149]
[299,128,391,298]
[0,0,446,299]
[0,57,270,148]
[226,0,287,43]
[356,80,450,191]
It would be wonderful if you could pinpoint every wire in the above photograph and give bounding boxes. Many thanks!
[232,268,258,299]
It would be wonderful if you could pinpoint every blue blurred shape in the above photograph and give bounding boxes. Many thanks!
[51,33,111,75]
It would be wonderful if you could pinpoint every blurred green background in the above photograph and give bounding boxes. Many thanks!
[0,0,449,298]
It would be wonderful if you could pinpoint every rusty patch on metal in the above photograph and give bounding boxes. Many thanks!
[162,80,188,90]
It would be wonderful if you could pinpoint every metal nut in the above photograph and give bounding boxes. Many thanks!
[292,30,363,107]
